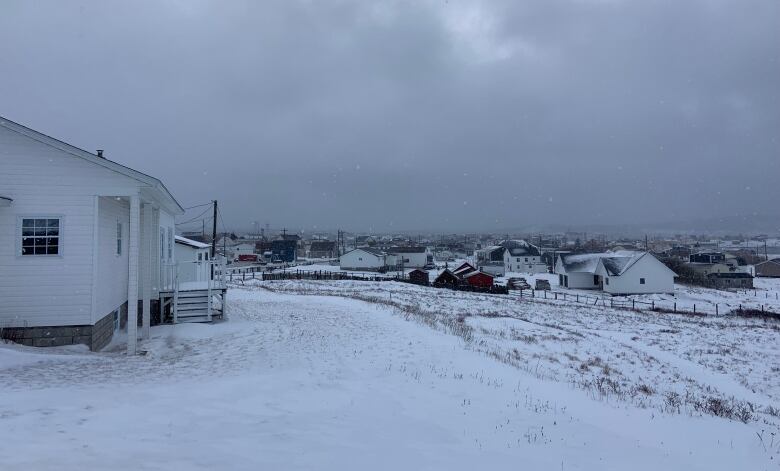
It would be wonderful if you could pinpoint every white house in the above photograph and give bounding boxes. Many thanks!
[555,251,676,295]
[386,246,431,268]
[340,247,387,271]
[175,236,212,284]
[501,240,547,274]
[0,116,220,354]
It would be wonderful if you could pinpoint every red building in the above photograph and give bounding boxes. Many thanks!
[463,271,494,289]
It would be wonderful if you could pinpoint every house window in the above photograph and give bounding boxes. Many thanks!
[594,275,600,285]
[605,277,609,285]
[525,258,528,262]
[640,278,646,284]
[167,228,173,259]
[160,229,165,259]
[116,221,123,255]
[198,253,203,261]
[21,218,61,255]
[358,257,363,261]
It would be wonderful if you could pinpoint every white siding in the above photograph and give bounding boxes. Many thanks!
[0,125,141,327]
[94,196,130,323]
[603,255,675,295]
[340,249,385,270]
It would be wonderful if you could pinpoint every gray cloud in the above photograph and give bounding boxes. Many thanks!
[1,0,778,233]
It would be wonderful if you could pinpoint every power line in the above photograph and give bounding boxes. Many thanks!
[182,202,214,210]
[175,206,212,226]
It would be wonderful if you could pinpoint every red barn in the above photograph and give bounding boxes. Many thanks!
[463,271,494,289]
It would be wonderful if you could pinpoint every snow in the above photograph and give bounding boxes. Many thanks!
[1,282,777,469]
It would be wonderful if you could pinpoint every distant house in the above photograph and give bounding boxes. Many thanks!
[271,239,297,262]
[433,269,460,288]
[408,269,429,286]
[755,259,780,278]
[474,245,505,276]
[386,246,431,268]
[232,242,256,258]
[175,236,211,283]
[463,271,495,289]
[707,272,754,289]
[500,240,547,274]
[555,251,676,295]
[308,240,337,259]
[340,247,387,271]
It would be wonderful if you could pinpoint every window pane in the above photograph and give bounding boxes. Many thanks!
[34,246,47,255]
[22,219,34,228]
[22,247,32,255]
[34,218,47,228]
[46,237,58,246]
[34,227,47,236]
[47,245,59,255]
[47,227,59,236]
[22,227,34,236]
[47,219,59,228]
[22,237,34,247]
[34,237,46,246]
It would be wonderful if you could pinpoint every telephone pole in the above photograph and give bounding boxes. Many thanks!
[211,200,218,258]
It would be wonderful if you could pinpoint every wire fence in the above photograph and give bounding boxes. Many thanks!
[228,268,780,319]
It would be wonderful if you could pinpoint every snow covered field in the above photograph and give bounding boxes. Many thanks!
[1,282,778,470]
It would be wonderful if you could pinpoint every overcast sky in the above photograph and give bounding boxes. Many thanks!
[1,0,778,233]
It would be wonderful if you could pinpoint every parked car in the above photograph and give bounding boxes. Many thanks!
[535,279,552,290]
[507,277,531,290]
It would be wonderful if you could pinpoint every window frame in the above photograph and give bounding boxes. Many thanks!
[116,220,123,256]
[17,215,64,257]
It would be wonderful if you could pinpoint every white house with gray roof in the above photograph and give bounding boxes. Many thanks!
[0,116,224,354]
[555,251,675,295]
[339,247,388,271]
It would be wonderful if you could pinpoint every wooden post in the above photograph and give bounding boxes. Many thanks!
[652,301,655,311]
[715,304,718,315]
[693,304,696,314]
[673,302,676,313]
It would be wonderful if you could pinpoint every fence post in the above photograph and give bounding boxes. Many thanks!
[610,299,613,308]
[693,304,696,314]
[652,301,655,311]
[576,294,579,303]
[715,304,718,315]
[673,302,676,313]
[554,292,557,300]
[632,300,635,309]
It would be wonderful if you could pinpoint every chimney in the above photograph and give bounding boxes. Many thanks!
[96,149,104,158]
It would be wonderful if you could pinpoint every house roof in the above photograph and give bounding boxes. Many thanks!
[345,247,384,257]
[499,240,541,257]
[434,269,459,282]
[463,270,494,279]
[0,115,184,215]
[452,262,476,275]
[560,251,647,276]
[175,235,211,249]
[408,269,428,275]
[755,259,780,267]
[387,246,426,254]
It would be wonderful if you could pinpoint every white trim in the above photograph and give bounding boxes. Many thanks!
[90,196,100,323]
[15,214,65,258]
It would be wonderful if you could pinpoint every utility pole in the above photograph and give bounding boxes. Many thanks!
[211,200,218,258]
[766,240,769,261]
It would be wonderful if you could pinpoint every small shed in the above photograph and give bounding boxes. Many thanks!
[755,259,780,278]
[408,269,429,286]
[463,271,494,289]
[433,269,460,288]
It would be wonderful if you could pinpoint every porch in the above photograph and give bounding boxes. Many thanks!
[160,258,228,324]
